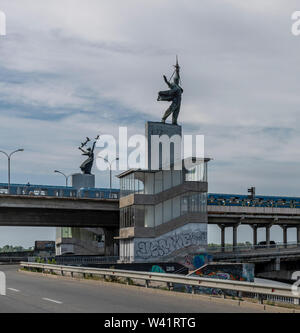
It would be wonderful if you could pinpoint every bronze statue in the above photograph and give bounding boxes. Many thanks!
[78,135,99,175]
[157,57,183,125]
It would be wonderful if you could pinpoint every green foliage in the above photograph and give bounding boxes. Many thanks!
[47,258,56,265]
[0,245,32,253]
[126,278,134,285]
[35,257,45,264]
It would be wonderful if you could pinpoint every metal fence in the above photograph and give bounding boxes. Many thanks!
[208,241,300,254]
[28,256,119,266]
[55,256,119,265]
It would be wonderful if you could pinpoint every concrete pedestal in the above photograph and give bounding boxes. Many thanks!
[146,121,182,170]
[71,173,95,189]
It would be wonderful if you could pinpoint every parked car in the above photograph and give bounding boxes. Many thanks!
[258,241,276,249]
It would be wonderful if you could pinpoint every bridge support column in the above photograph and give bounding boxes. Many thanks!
[233,225,238,251]
[252,225,258,248]
[282,226,288,248]
[297,226,300,246]
[104,229,118,256]
[266,225,271,248]
[218,225,225,252]
[275,257,281,271]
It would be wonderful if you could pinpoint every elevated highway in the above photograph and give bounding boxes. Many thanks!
[2,190,300,263]
[208,205,300,225]
[1,194,300,246]
[207,205,300,250]
[0,195,119,228]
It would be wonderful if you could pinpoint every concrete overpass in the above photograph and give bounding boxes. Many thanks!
[0,195,119,228]
[3,194,300,259]
[207,205,300,249]
[2,195,300,246]
[207,204,300,282]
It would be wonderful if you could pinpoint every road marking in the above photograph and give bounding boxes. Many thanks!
[42,298,63,304]
[7,288,20,292]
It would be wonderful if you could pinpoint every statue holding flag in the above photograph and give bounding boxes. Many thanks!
[157,57,183,126]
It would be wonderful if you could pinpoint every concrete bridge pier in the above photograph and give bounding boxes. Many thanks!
[104,228,119,256]
[218,224,226,252]
[251,225,258,247]
[233,225,238,251]
[282,225,288,248]
[297,226,300,245]
[266,225,271,248]
[218,223,240,252]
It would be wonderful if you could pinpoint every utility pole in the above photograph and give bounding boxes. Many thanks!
[0,149,24,194]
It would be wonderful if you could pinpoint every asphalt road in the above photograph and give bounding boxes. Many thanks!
[0,265,264,313]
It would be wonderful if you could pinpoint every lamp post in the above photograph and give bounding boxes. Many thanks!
[54,170,71,187]
[0,149,24,194]
[97,157,119,190]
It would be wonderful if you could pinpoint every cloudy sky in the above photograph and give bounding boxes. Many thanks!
[0,0,300,246]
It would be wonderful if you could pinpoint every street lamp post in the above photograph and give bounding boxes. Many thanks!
[54,170,71,187]
[97,157,119,190]
[0,149,24,194]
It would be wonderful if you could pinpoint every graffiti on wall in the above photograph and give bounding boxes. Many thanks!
[186,263,255,296]
[182,253,213,270]
[242,263,255,282]
[135,224,207,260]
[193,263,255,282]
[151,265,166,273]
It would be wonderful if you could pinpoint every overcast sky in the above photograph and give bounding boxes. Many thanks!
[0,0,300,246]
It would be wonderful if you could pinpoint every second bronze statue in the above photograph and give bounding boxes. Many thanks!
[78,134,100,175]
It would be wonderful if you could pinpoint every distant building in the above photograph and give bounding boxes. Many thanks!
[34,241,55,256]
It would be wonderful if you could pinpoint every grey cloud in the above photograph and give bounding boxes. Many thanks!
[1,0,300,244]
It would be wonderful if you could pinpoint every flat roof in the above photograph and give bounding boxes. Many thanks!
[117,157,211,178]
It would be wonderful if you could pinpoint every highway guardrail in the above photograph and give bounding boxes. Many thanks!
[20,262,300,303]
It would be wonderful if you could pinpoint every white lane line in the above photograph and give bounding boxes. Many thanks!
[7,288,20,292]
[42,297,63,304]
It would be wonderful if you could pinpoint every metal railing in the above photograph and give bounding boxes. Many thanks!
[54,256,119,265]
[20,262,300,304]
[208,242,300,254]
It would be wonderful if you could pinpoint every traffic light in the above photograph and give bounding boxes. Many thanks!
[248,187,255,199]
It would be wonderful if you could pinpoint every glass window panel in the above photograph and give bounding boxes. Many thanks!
[163,171,172,191]
[155,172,163,194]
[181,195,189,214]
[185,162,208,182]
[190,193,198,212]
[163,199,172,223]
[145,173,154,194]
[145,206,155,228]
[155,203,163,226]
[172,170,182,187]
[172,196,181,219]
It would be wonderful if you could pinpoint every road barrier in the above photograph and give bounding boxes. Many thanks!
[20,262,300,304]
